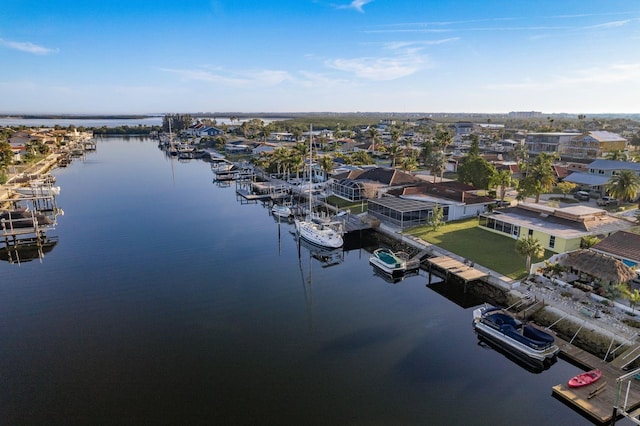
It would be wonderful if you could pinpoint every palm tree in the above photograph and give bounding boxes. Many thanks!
[490,169,513,201]
[512,143,529,164]
[606,169,640,206]
[577,114,586,131]
[629,289,640,313]
[426,151,447,183]
[556,181,577,200]
[351,150,374,165]
[434,126,453,151]
[515,236,544,275]
[390,128,401,146]
[367,126,379,155]
[605,150,628,161]
[430,203,444,231]
[386,142,402,168]
[580,235,600,249]
[539,261,566,284]
[318,156,334,180]
[400,155,418,173]
[521,152,558,203]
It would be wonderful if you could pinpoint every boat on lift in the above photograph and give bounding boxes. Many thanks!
[473,305,559,364]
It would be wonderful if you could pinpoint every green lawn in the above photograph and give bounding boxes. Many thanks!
[325,195,367,214]
[405,218,552,280]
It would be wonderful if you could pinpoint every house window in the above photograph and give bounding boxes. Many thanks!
[549,235,555,249]
[513,226,520,237]
[528,229,533,237]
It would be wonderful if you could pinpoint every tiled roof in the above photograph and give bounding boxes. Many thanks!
[554,165,570,179]
[592,231,640,263]
[387,181,493,204]
[333,167,420,186]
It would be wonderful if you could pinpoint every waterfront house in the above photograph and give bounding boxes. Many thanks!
[367,196,444,229]
[269,132,296,142]
[479,203,634,253]
[386,181,495,221]
[563,159,640,196]
[198,126,223,137]
[225,140,251,154]
[330,167,421,202]
[561,131,627,160]
[251,143,278,156]
[525,132,581,155]
[454,121,474,138]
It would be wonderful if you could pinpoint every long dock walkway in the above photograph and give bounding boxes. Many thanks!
[552,336,640,424]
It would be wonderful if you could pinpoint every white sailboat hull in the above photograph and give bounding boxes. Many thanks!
[295,219,343,249]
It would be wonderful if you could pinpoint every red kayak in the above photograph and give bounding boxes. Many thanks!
[568,369,602,388]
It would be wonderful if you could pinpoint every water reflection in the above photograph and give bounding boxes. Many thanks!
[372,266,420,284]
[476,334,557,374]
[0,235,58,264]
[426,278,485,309]
[298,236,344,267]
[1,180,63,264]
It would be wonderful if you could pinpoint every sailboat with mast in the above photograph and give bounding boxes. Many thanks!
[294,125,343,249]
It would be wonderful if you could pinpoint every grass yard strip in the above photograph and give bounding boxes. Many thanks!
[405,218,550,280]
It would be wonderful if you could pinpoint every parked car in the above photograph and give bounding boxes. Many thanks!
[573,191,590,201]
[596,196,617,206]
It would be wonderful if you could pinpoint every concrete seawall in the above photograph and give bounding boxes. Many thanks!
[370,219,638,363]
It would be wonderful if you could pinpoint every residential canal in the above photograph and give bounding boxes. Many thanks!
[0,136,601,424]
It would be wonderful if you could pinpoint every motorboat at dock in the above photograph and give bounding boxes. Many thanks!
[473,305,559,365]
[271,202,293,220]
[369,248,410,278]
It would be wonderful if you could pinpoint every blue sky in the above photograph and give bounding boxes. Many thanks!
[1,0,639,114]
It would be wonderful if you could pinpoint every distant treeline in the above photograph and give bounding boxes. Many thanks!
[7,114,157,120]
[93,125,162,135]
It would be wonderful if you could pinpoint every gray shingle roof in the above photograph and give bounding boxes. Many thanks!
[592,231,640,264]
[587,159,640,171]
[563,173,610,186]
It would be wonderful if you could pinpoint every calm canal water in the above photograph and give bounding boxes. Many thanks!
[0,137,596,425]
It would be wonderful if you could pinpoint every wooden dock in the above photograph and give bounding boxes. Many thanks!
[425,255,488,283]
[236,188,272,202]
[552,336,640,424]
[341,213,372,233]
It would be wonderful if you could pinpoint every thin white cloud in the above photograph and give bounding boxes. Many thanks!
[584,20,630,29]
[0,38,58,55]
[325,54,426,81]
[335,0,372,13]
[160,67,294,87]
[486,62,640,91]
[383,38,459,50]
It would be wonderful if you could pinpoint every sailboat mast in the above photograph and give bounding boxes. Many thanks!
[309,124,313,214]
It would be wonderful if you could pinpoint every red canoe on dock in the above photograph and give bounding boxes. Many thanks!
[568,369,602,388]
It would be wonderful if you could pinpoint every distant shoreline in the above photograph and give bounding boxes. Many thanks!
[1,114,159,120]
